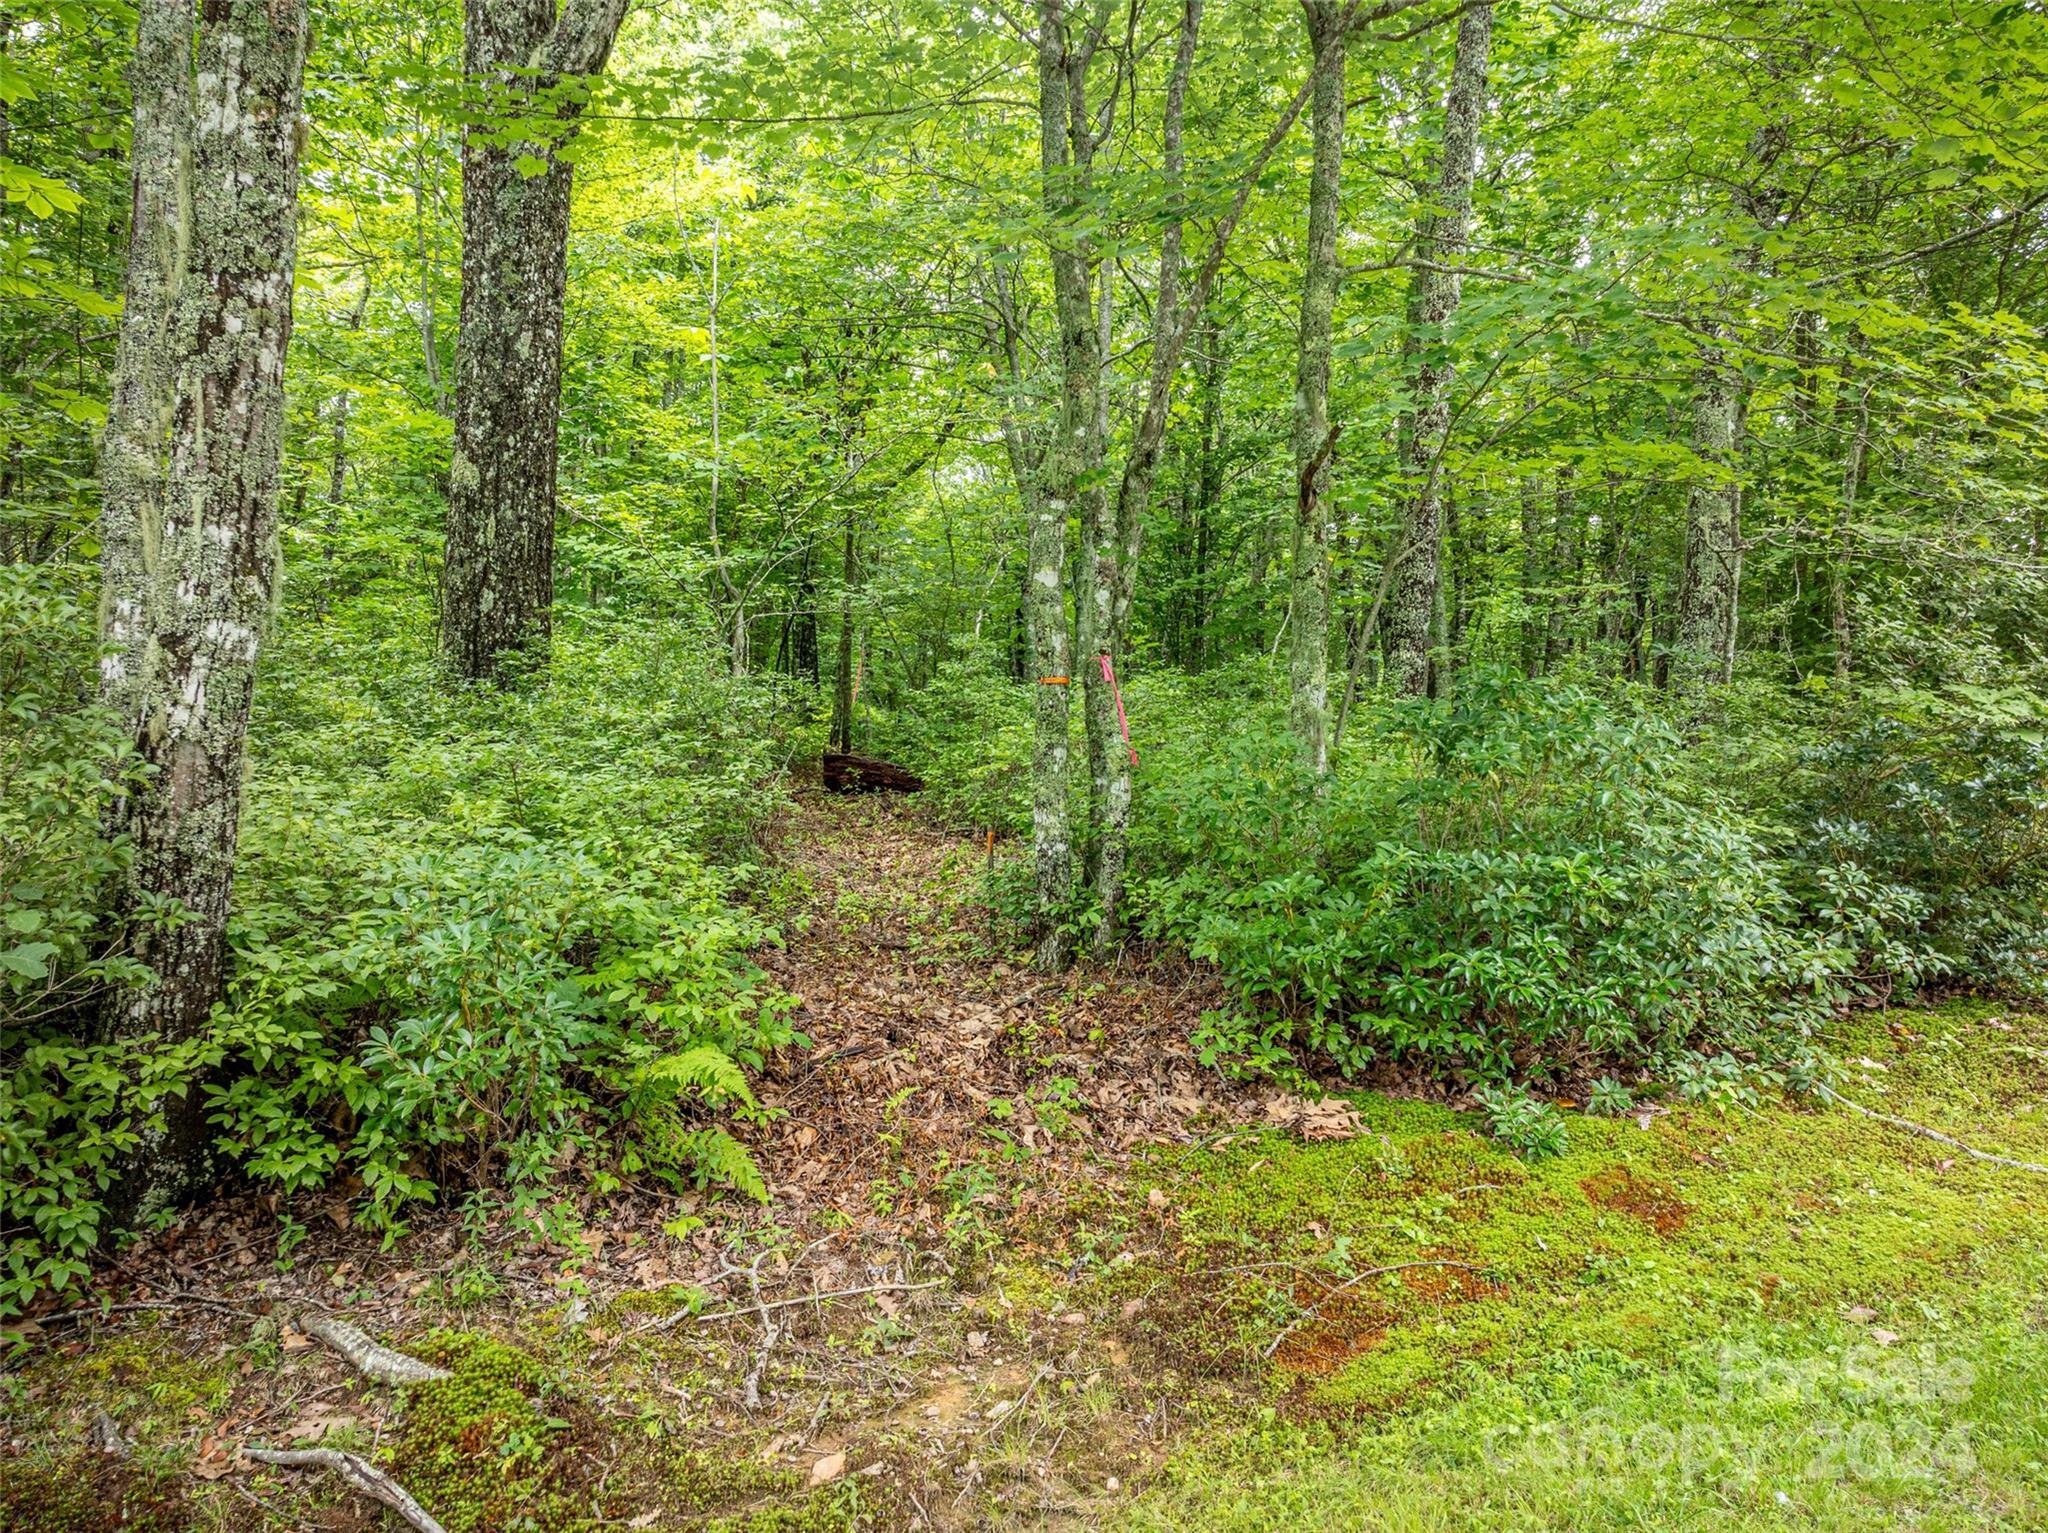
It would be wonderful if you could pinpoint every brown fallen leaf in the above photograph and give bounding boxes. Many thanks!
[808,1452,847,1487]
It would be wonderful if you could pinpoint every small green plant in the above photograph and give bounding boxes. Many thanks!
[1668,1049,1763,1112]
[1584,1077,1635,1118]
[1191,1009,1301,1083]
[1474,1085,1570,1162]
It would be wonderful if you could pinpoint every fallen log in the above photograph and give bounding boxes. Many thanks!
[822,752,925,794]
[296,1310,451,1386]
[244,1447,446,1533]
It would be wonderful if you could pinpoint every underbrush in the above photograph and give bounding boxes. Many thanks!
[2,595,800,1316]
[1130,672,1865,1086]
[1129,669,2047,1093]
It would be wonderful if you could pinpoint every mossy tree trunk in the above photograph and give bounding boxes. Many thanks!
[1673,334,1743,691]
[1287,0,1345,774]
[95,0,312,1223]
[441,0,627,681]
[1082,0,1202,952]
[1386,1,1495,697]
[1027,0,1096,972]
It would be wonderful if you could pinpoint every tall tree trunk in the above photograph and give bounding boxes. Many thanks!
[1518,474,1544,677]
[1287,0,1345,773]
[1025,0,1100,971]
[1386,2,1495,696]
[97,0,192,735]
[831,508,857,754]
[1077,0,1202,951]
[1674,335,1743,690]
[1673,125,1782,697]
[95,0,311,1224]
[1832,373,1872,685]
[1191,311,1225,673]
[441,0,627,680]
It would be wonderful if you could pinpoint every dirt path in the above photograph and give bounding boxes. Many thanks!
[4,788,1280,1531]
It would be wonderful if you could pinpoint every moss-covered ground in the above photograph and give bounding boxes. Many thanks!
[4,999,2044,1530]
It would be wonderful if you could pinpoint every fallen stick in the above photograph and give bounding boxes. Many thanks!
[741,1251,779,1411]
[978,1363,1054,1436]
[296,1311,450,1386]
[244,1447,446,1533]
[1262,1260,1478,1360]
[634,1276,949,1335]
[1817,1084,2048,1175]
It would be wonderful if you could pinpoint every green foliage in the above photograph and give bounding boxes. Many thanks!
[1135,673,1868,1082]
[1788,690,2048,996]
[0,564,142,1008]
[0,563,168,1314]
[208,831,791,1229]
[1584,1076,1634,1118]
[206,604,799,1232]
[869,649,1034,832]
[1473,1084,1569,1162]
[0,594,798,1315]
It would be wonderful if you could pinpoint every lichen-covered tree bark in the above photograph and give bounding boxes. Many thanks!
[1385,2,1495,697]
[1286,0,1345,773]
[1026,0,1092,972]
[1673,334,1743,690]
[1080,0,1201,951]
[1833,372,1872,685]
[97,0,193,737]
[442,0,628,680]
[1673,125,1783,698]
[96,0,311,1221]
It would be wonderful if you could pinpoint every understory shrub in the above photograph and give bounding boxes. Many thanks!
[208,828,795,1231]
[1132,671,1871,1083]
[1787,687,2048,996]
[2,602,799,1317]
[866,648,1033,832]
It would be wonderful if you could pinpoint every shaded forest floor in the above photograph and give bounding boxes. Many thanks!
[5,791,2048,1530]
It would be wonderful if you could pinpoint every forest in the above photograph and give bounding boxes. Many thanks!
[3,0,2048,1528]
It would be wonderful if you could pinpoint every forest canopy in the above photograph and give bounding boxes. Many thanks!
[3,0,2047,1346]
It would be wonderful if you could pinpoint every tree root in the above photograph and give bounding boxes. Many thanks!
[1817,1084,2048,1174]
[244,1447,446,1533]
[296,1311,450,1386]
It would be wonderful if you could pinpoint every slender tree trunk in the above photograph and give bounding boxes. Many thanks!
[1518,474,1543,677]
[96,0,311,1224]
[1192,313,1225,673]
[831,508,856,754]
[1833,374,1871,685]
[1025,0,1100,971]
[441,0,627,680]
[1386,2,1495,696]
[1673,124,1782,697]
[1078,262,1114,893]
[413,134,449,417]
[1287,0,1345,773]
[1545,467,1577,670]
[794,541,819,683]
[1077,0,1202,951]
[1674,335,1743,690]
